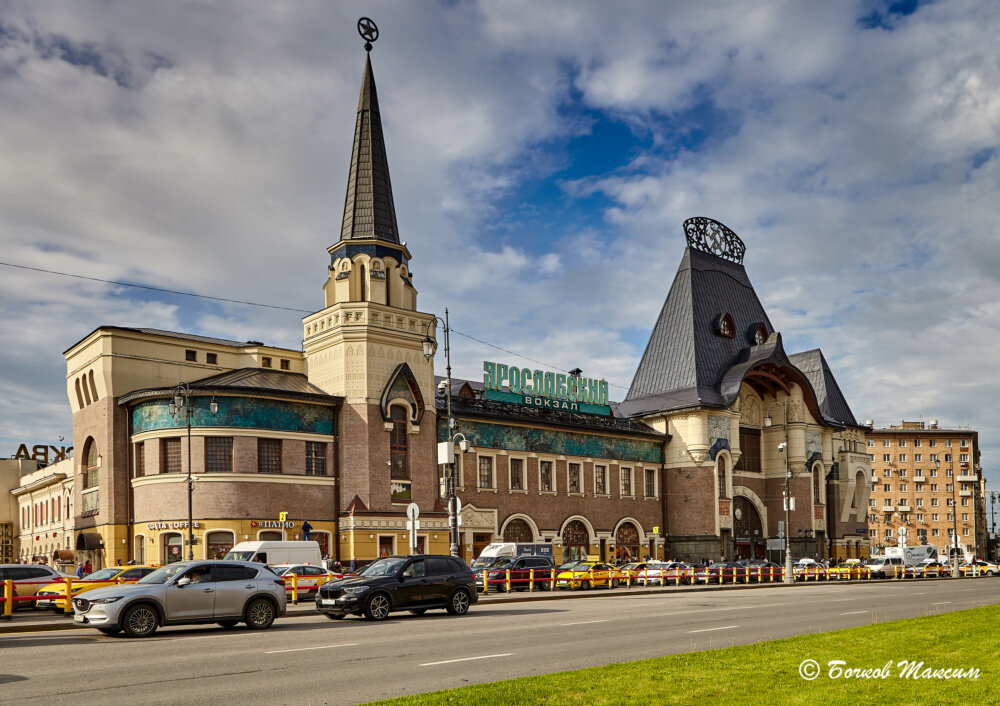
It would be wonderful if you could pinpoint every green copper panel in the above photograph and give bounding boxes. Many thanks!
[440,419,661,464]
[131,397,335,435]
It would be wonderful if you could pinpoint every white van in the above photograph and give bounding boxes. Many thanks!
[223,541,322,566]
[471,542,554,570]
[865,556,903,578]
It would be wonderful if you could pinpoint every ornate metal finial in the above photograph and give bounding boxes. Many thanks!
[683,217,746,264]
[358,17,379,52]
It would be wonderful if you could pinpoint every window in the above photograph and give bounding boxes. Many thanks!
[540,461,553,492]
[945,439,952,448]
[478,456,494,489]
[930,454,938,462]
[946,483,954,492]
[929,440,936,447]
[389,406,408,479]
[883,469,891,477]
[930,469,938,477]
[900,514,908,523]
[717,456,727,498]
[944,454,952,462]
[932,528,939,536]
[898,439,906,447]
[261,356,272,368]
[960,439,969,448]
[620,468,632,496]
[645,469,656,498]
[898,454,906,462]
[883,454,891,462]
[305,442,326,476]
[932,513,939,521]
[205,437,233,472]
[206,353,218,365]
[134,443,145,478]
[185,350,197,361]
[735,429,761,472]
[884,529,893,538]
[900,484,907,492]
[914,439,922,447]
[899,469,907,478]
[883,439,891,447]
[915,498,923,507]
[931,497,938,506]
[510,459,524,490]
[595,465,607,495]
[917,513,924,521]
[946,498,955,506]
[883,484,891,492]
[962,513,969,522]
[960,453,969,462]
[280,359,290,371]
[206,531,235,560]
[963,528,970,537]
[867,439,875,447]
[257,439,282,474]
[961,497,969,507]
[946,469,953,477]
[914,454,922,462]
[568,463,581,494]
[162,438,182,474]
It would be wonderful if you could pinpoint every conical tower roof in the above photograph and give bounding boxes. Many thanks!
[339,53,400,244]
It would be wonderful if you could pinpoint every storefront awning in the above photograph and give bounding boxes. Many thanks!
[52,549,75,562]
[76,533,103,550]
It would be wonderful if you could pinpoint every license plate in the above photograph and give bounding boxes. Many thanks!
[321,599,337,605]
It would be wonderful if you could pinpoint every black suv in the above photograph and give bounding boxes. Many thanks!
[481,555,555,593]
[316,555,477,621]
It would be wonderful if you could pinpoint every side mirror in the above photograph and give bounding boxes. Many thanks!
[397,572,406,583]
[177,577,192,587]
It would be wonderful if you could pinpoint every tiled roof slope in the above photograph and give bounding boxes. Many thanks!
[788,349,858,427]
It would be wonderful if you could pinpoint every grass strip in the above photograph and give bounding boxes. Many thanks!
[372,603,999,706]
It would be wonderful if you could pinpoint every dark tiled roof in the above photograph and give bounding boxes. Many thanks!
[130,328,263,348]
[339,53,400,244]
[190,368,331,396]
[788,349,858,427]
[624,246,774,414]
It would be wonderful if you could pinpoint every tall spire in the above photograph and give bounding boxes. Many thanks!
[339,26,400,245]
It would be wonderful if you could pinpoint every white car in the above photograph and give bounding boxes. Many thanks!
[272,564,336,597]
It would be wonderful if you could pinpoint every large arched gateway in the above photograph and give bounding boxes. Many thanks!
[562,520,590,562]
[733,496,765,559]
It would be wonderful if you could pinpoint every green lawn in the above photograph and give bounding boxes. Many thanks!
[373,604,998,705]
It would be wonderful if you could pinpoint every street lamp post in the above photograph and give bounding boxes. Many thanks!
[168,384,217,561]
[764,400,794,584]
[422,308,466,558]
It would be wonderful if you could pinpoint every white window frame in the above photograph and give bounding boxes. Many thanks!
[538,459,556,494]
[643,467,658,499]
[619,467,634,498]
[477,454,497,491]
[508,457,527,493]
[566,462,583,496]
[593,464,609,496]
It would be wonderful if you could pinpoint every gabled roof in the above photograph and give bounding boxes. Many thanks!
[788,349,858,427]
[623,245,774,415]
[338,53,400,245]
[118,368,340,406]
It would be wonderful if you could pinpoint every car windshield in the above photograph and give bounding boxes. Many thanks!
[573,563,596,571]
[225,551,256,561]
[557,562,580,570]
[357,558,408,577]
[274,566,294,576]
[82,568,121,581]
[137,564,189,585]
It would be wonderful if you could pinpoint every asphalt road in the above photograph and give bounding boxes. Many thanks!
[2,579,997,705]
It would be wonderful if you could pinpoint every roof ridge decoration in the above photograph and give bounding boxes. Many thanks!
[683,217,746,264]
[339,17,401,245]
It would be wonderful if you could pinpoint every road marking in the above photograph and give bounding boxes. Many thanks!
[562,619,610,626]
[931,602,952,605]
[909,593,927,596]
[840,611,868,615]
[265,643,358,654]
[688,625,738,633]
[420,653,512,667]
[831,598,856,602]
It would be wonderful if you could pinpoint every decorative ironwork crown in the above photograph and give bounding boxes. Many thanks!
[683,217,746,264]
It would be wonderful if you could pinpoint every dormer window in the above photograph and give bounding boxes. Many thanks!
[716,313,735,338]
[752,323,768,345]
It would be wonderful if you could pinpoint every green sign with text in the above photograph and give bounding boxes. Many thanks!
[482,361,611,416]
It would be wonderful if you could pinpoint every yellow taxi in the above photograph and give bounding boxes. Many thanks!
[35,565,158,612]
[828,559,866,580]
[555,562,623,590]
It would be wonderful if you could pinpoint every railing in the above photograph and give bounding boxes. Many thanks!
[1,576,143,618]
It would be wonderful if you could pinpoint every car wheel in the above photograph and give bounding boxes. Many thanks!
[363,592,391,621]
[446,588,471,616]
[409,609,427,615]
[987,570,996,577]
[217,620,239,629]
[97,627,120,636]
[121,604,158,638]
[611,578,620,588]
[244,598,276,630]
[324,613,345,620]
[581,580,591,590]
[539,581,550,591]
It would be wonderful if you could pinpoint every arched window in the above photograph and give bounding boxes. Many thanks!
[389,405,408,480]
[75,378,84,408]
[88,370,99,402]
[134,535,145,564]
[259,530,283,542]
[206,530,235,560]
[615,523,640,563]
[83,439,100,490]
[163,533,183,564]
[359,264,367,301]
[502,518,534,543]
[813,463,822,504]
[562,520,589,562]
[718,455,728,498]
[82,376,92,406]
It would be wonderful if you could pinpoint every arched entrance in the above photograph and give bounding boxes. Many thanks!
[614,522,640,564]
[503,518,534,543]
[733,496,765,559]
[163,533,183,564]
[562,520,590,562]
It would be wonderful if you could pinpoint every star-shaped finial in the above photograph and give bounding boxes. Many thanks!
[358,17,379,51]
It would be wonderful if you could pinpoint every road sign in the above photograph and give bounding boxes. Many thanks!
[278,511,288,522]
[448,496,462,516]
[766,539,783,550]
[406,520,421,531]
[652,526,659,534]
[406,503,420,521]
[783,497,795,511]
[778,521,784,539]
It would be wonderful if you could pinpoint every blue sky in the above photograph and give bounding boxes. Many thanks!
[2,1,1000,494]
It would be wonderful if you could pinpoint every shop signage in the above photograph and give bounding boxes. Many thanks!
[250,520,295,529]
[482,361,611,416]
[14,444,73,464]
[148,521,200,530]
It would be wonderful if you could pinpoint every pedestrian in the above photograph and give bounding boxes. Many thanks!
[75,563,84,578]
[349,558,356,573]
[116,558,123,566]
[83,560,92,575]
[333,560,343,574]
[302,520,313,542]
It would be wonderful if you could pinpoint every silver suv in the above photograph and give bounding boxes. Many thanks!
[73,560,286,637]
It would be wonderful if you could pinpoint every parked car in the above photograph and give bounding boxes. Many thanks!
[0,564,73,610]
[316,554,477,621]
[739,560,783,582]
[554,562,623,590]
[481,555,554,593]
[621,561,664,585]
[864,556,903,579]
[72,560,286,638]
[694,562,745,584]
[272,564,336,597]
[35,565,157,612]
[960,560,999,576]
[794,560,828,581]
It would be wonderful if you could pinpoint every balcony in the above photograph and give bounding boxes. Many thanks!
[913,475,926,482]
[897,505,912,512]
[959,490,972,497]
[882,505,895,512]
[957,474,977,483]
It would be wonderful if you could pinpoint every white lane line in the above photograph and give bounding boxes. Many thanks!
[265,643,358,654]
[831,598,856,602]
[840,611,868,615]
[420,653,512,667]
[688,625,739,633]
[931,602,952,605]
[910,593,927,596]
[561,619,610,626]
